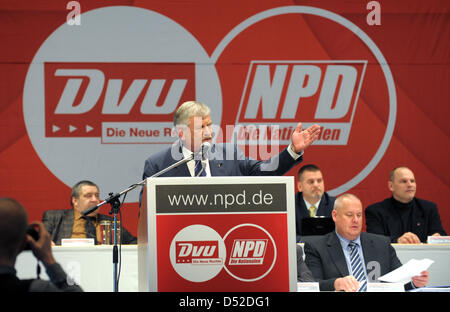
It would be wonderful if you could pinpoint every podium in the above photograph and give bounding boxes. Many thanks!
[138,176,298,292]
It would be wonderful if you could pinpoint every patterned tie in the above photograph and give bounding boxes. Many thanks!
[348,241,367,292]
[194,159,206,177]
[308,205,316,217]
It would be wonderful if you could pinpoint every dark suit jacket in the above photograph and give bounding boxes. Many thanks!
[296,244,315,282]
[42,209,137,245]
[365,197,447,243]
[295,192,335,240]
[303,231,405,291]
[142,141,303,180]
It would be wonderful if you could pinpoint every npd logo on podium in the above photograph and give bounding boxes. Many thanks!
[169,223,277,284]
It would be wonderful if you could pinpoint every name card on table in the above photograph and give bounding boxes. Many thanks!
[297,282,320,292]
[61,238,95,246]
[367,283,404,292]
[427,236,450,244]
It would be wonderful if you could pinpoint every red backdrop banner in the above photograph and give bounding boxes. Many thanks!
[0,0,449,236]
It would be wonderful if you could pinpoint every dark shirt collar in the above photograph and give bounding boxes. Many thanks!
[391,197,415,209]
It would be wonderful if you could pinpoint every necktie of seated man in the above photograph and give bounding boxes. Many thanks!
[194,159,206,177]
[309,205,316,217]
[348,241,367,291]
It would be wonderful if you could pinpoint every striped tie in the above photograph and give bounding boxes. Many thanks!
[348,241,367,292]
[194,159,206,177]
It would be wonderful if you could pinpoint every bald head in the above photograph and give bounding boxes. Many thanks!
[0,198,28,261]
[332,194,363,241]
[388,167,416,203]
[333,193,362,212]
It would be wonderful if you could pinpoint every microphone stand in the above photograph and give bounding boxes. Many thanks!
[81,153,194,292]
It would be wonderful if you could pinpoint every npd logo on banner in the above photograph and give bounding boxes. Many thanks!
[213,6,396,195]
[23,6,395,198]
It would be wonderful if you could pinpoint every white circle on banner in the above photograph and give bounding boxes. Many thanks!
[169,224,226,282]
[211,6,396,195]
[23,6,222,202]
[222,223,277,282]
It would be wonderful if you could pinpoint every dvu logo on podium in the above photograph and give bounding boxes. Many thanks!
[175,240,223,265]
[235,60,367,145]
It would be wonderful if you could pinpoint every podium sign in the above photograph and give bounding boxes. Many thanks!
[138,176,297,292]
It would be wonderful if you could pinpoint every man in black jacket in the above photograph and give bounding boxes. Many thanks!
[365,167,446,243]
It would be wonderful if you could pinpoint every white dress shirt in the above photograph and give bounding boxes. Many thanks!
[181,143,302,177]
[182,145,211,177]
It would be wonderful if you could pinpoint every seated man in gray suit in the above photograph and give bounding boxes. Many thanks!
[303,193,429,292]
[141,100,321,181]
[42,180,137,245]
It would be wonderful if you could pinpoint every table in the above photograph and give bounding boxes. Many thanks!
[15,244,450,291]
[16,245,139,292]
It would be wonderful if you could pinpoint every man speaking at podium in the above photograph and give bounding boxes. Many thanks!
[141,101,321,181]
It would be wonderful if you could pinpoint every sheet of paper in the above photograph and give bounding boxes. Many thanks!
[378,258,434,284]
[367,282,404,292]
[297,282,320,292]
[61,238,95,246]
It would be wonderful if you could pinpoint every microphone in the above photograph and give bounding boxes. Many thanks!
[201,141,211,160]
[194,141,211,160]
[81,202,103,216]
[83,151,196,216]
[193,142,210,177]
[81,193,115,216]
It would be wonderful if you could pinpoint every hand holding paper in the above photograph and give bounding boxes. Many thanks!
[411,270,429,288]
[379,258,433,284]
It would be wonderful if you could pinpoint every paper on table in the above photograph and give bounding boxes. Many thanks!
[378,258,434,284]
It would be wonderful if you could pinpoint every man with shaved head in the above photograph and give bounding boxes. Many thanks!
[303,193,429,291]
[0,197,82,292]
[365,167,446,243]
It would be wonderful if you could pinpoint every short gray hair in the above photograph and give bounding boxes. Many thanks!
[173,101,210,126]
